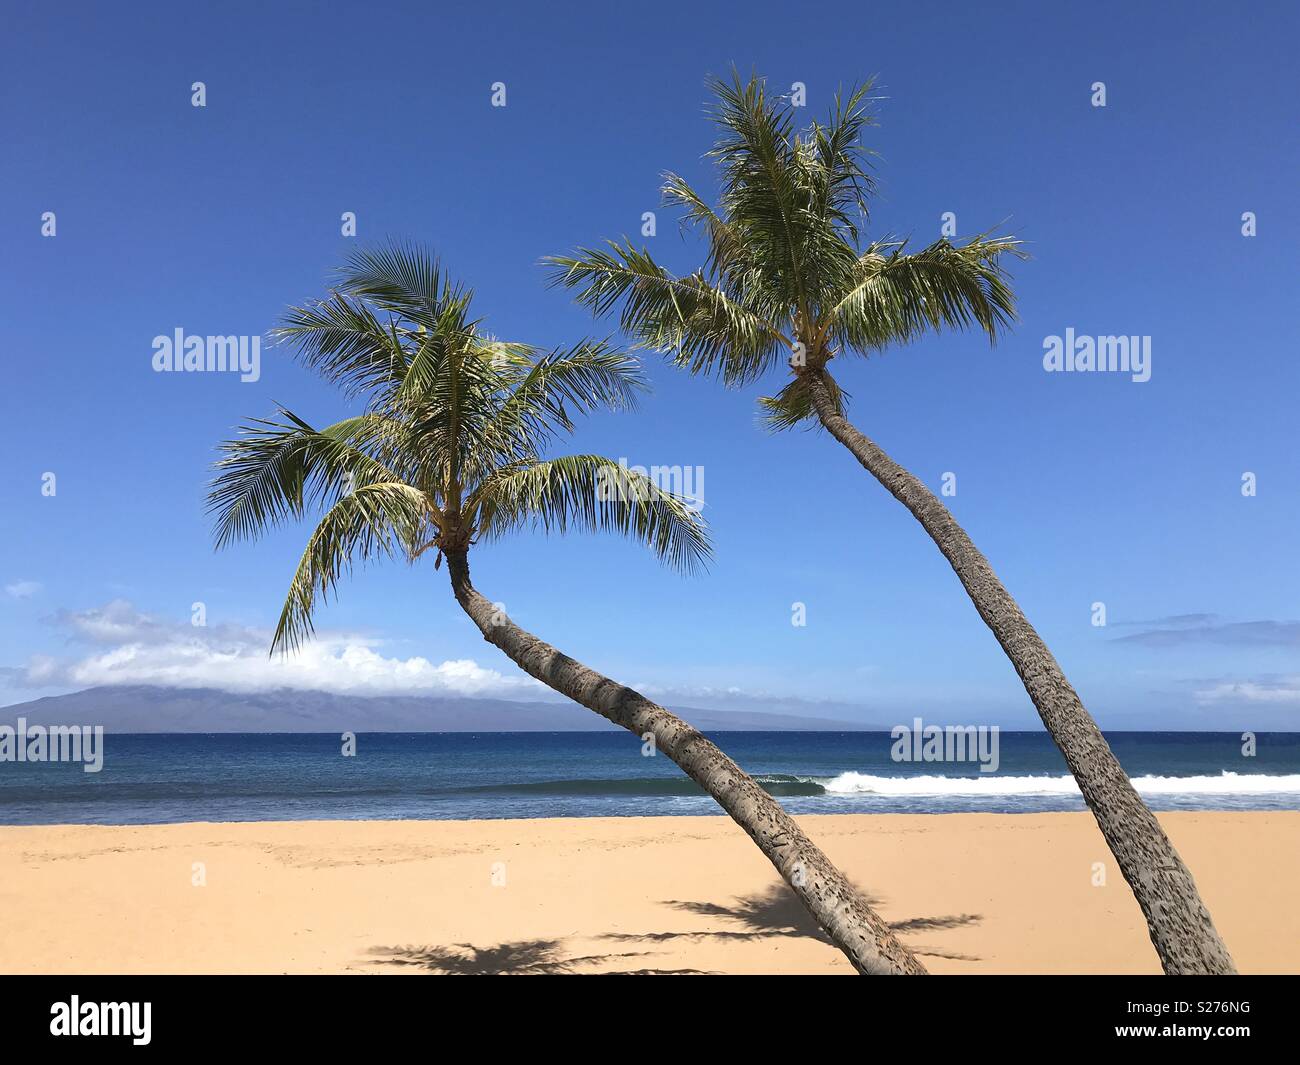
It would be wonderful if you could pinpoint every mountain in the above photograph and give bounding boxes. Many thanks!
[0,686,875,732]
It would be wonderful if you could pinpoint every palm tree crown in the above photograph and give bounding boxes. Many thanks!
[547,71,1024,426]
[209,241,710,651]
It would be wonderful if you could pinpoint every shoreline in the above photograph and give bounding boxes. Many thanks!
[4,801,1299,829]
[2,811,1296,975]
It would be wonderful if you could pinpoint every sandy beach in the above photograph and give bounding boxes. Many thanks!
[0,811,1294,975]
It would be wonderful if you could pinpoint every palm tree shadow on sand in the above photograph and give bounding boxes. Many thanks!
[366,884,982,973]
[366,939,716,976]
[607,884,984,962]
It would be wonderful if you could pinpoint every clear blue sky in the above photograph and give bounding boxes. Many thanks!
[2,0,1296,728]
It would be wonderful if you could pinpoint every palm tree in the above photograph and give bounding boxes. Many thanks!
[208,241,926,976]
[546,74,1235,975]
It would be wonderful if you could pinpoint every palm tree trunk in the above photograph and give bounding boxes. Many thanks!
[444,548,926,975]
[805,370,1234,975]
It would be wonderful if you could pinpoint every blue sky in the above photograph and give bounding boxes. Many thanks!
[1,0,1296,728]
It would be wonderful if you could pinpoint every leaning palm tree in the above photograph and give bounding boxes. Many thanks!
[546,74,1234,975]
[208,241,925,976]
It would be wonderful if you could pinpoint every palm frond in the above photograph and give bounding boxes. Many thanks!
[706,70,811,313]
[273,293,410,400]
[336,239,474,333]
[829,234,1024,351]
[209,410,404,549]
[489,339,645,446]
[544,241,786,385]
[757,373,849,432]
[472,455,711,574]
[661,171,753,288]
[272,481,430,653]
[807,80,880,237]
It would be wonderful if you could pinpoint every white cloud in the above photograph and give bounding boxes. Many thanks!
[5,580,42,600]
[17,600,543,699]
[1194,678,1300,706]
[53,599,169,643]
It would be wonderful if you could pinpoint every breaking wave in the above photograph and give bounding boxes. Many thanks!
[817,770,1300,797]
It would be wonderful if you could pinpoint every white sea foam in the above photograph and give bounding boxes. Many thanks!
[818,770,1300,797]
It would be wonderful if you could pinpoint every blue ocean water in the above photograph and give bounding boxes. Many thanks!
[2,728,1300,827]
[1,731,1298,825]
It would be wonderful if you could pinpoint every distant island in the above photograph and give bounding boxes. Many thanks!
[2,685,881,733]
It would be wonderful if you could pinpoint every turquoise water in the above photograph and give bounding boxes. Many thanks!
[1,731,1298,825]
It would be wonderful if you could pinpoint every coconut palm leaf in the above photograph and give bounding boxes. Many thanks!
[210,410,406,548]
[471,455,709,574]
[546,241,787,385]
[272,481,431,652]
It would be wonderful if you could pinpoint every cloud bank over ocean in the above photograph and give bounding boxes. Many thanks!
[12,600,542,700]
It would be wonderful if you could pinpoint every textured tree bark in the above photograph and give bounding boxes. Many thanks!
[805,370,1235,975]
[444,549,927,975]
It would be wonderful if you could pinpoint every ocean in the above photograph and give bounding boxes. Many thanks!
[2,731,1299,825]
